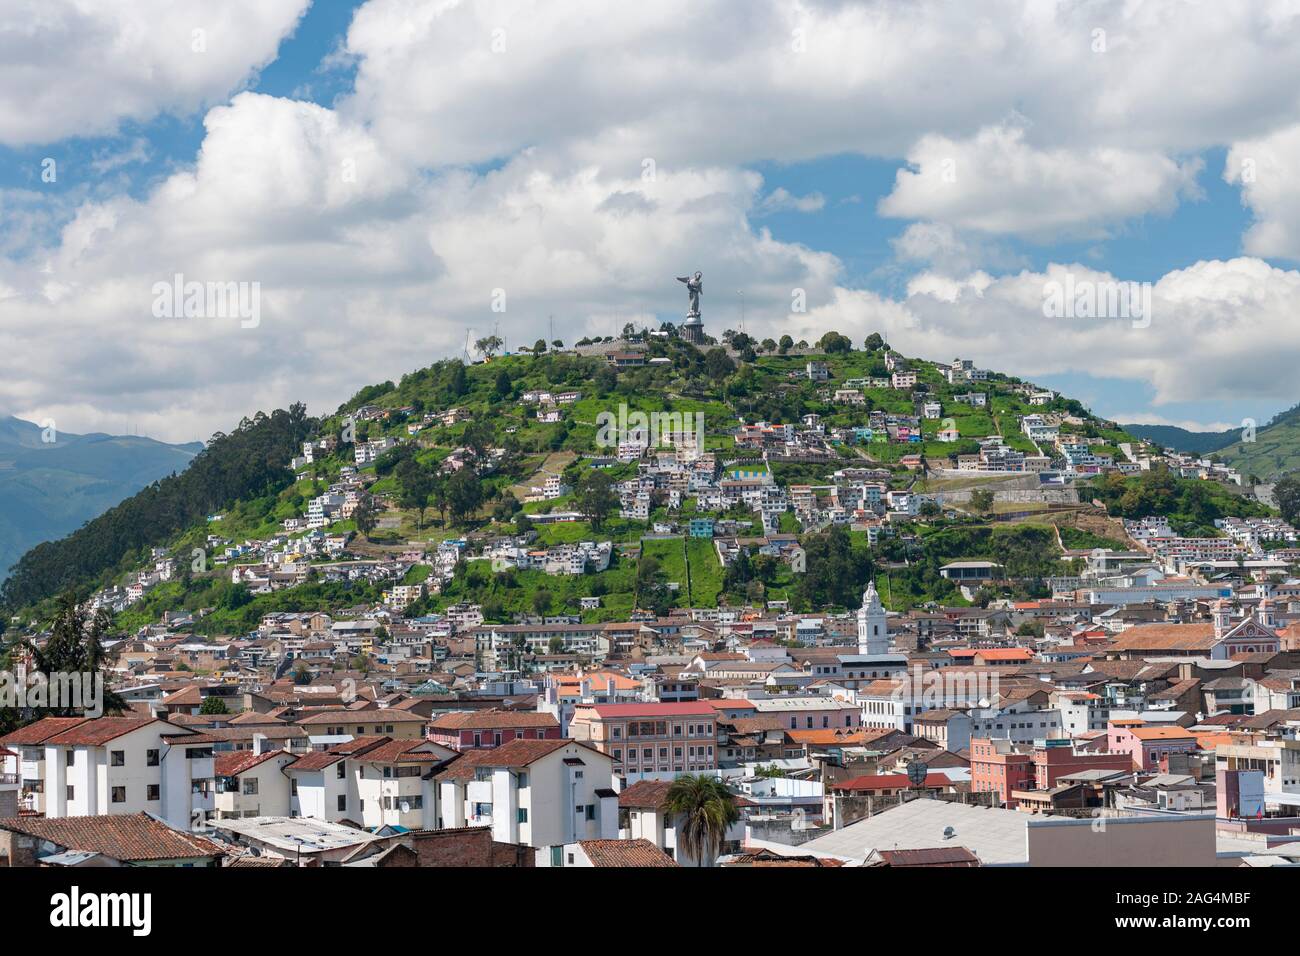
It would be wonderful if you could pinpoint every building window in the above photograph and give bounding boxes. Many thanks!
[242,779,259,795]
[111,786,126,803]
[111,750,125,767]
[146,749,160,767]
[336,764,346,779]
[337,795,347,812]
[147,785,160,801]
[518,772,528,788]
[517,808,528,823]
[66,785,74,801]
[551,846,563,867]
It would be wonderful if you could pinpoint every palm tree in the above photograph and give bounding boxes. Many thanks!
[661,774,740,866]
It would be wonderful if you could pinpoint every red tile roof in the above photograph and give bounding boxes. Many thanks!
[45,717,160,746]
[427,710,559,731]
[436,738,592,781]
[214,749,296,777]
[295,710,428,725]
[0,716,91,746]
[0,813,222,862]
[577,838,678,867]
[354,739,451,764]
[618,780,674,809]
[874,847,979,867]
[702,699,758,711]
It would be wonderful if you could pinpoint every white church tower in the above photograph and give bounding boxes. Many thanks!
[857,581,889,656]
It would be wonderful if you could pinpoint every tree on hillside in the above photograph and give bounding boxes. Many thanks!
[793,524,869,611]
[1276,473,1300,525]
[576,471,618,530]
[863,332,887,351]
[475,335,503,358]
[704,348,735,384]
[446,467,485,525]
[493,493,522,523]
[970,489,995,515]
[816,330,853,353]
[447,360,469,397]
[778,334,794,354]
[463,419,495,463]
[353,496,379,539]
[635,555,674,616]
[396,459,435,530]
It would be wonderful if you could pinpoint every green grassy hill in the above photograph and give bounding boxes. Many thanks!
[1217,405,1300,481]
[3,335,1213,624]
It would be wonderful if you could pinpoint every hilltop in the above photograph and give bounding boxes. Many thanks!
[0,331,1276,630]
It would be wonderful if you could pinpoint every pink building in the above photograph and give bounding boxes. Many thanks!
[569,702,718,775]
[1108,724,1198,771]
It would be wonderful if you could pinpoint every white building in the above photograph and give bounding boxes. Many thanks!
[6,716,216,830]
[436,738,617,848]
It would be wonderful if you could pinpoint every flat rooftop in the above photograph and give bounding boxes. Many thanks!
[205,816,386,854]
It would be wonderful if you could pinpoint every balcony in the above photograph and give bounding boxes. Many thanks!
[0,773,18,786]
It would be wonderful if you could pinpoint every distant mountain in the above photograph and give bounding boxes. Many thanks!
[1218,403,1300,481]
[1120,423,1239,456]
[0,417,203,579]
[1125,404,1300,481]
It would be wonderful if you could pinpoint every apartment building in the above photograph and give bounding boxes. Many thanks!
[213,747,299,820]
[435,737,617,848]
[1,716,216,829]
[285,735,455,829]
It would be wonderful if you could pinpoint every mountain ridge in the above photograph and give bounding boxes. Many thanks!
[0,416,203,579]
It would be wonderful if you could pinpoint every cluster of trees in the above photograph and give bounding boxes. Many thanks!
[1275,472,1300,525]
[722,549,782,604]
[2,404,314,611]
[792,525,872,611]
[920,524,1061,580]
[0,593,126,733]
[635,555,675,616]
[1091,465,1273,536]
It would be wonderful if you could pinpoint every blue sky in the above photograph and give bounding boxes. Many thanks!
[3,1,1298,442]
